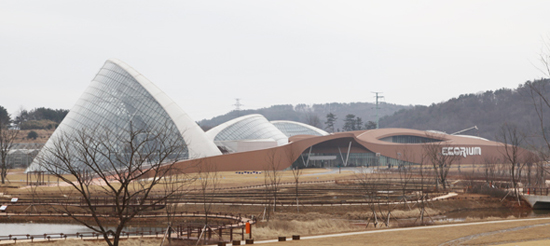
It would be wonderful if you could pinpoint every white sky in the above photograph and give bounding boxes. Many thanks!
[1,1,549,121]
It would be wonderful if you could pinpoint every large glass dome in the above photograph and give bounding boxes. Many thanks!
[27,59,220,172]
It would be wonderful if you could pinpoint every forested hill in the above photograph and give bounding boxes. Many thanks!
[379,79,550,142]
[198,102,410,131]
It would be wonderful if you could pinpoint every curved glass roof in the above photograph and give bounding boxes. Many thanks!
[271,120,329,137]
[27,59,220,172]
[206,114,288,146]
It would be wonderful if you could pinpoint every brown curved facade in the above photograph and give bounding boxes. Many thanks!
[173,128,535,173]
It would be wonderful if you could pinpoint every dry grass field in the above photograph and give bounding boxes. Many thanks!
[12,129,54,144]
[1,167,547,246]
[2,168,356,193]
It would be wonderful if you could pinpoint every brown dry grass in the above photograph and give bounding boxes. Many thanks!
[345,208,441,221]
[13,129,54,144]
[253,218,357,240]
[184,168,356,189]
[1,168,355,194]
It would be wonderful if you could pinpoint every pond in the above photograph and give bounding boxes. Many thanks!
[0,223,93,236]
[0,223,165,237]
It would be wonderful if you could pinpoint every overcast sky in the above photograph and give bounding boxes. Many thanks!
[1,1,549,121]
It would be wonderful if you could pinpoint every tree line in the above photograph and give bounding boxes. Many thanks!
[324,112,377,132]
[380,79,550,145]
[15,107,69,130]
[0,106,69,130]
[198,102,408,131]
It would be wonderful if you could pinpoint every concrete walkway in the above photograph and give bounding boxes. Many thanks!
[248,217,550,245]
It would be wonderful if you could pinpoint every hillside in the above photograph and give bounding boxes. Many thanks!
[379,79,550,143]
[198,102,410,131]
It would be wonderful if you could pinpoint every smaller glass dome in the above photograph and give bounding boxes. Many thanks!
[271,120,329,137]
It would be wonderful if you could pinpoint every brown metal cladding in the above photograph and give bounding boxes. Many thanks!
[171,128,535,173]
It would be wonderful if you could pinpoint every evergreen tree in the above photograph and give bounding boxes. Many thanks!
[365,121,377,129]
[343,114,356,131]
[325,113,337,133]
[355,117,363,130]
[0,106,9,127]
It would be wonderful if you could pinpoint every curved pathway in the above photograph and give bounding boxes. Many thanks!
[251,217,550,245]
[438,222,550,246]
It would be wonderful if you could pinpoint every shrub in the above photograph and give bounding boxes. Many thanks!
[27,131,38,140]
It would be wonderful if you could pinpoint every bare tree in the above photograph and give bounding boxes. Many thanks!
[161,171,191,244]
[264,149,284,213]
[36,122,189,246]
[281,146,303,213]
[525,39,550,186]
[415,152,432,226]
[496,123,526,204]
[291,162,302,213]
[0,116,19,184]
[305,112,322,128]
[483,156,500,187]
[376,172,397,228]
[358,169,395,228]
[356,167,380,228]
[423,134,459,190]
[527,80,550,152]
[396,149,414,209]
[197,158,221,243]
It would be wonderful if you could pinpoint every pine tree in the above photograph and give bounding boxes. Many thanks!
[325,113,337,133]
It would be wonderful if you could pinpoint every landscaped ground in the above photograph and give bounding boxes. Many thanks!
[0,167,547,245]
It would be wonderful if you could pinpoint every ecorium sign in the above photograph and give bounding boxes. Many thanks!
[441,147,481,158]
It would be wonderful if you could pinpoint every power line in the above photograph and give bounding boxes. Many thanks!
[372,92,384,129]
[233,98,243,111]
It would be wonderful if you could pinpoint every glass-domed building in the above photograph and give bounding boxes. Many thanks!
[27,59,221,172]
[205,114,289,153]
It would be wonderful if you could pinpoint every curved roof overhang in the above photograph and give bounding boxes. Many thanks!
[169,128,536,173]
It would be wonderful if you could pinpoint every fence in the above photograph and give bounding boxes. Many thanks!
[522,187,550,196]
[0,229,165,243]
[0,212,256,243]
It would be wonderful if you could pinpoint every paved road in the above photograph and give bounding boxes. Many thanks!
[250,216,550,245]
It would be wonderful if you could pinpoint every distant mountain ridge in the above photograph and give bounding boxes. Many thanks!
[199,79,550,146]
[380,79,550,143]
[198,102,410,131]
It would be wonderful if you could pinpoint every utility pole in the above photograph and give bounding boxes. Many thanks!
[372,92,384,129]
[233,98,243,111]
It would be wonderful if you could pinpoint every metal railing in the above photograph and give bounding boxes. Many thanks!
[522,187,550,196]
